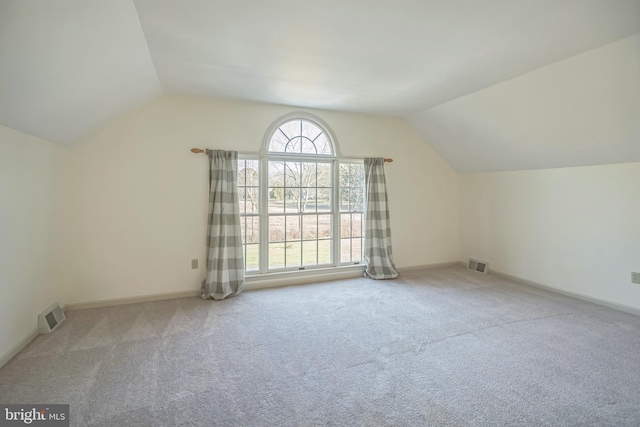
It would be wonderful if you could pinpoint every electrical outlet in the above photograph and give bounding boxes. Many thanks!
[632,272,640,284]
[191,259,198,269]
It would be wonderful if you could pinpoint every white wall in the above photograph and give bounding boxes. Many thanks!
[65,96,460,304]
[460,162,640,310]
[0,125,67,359]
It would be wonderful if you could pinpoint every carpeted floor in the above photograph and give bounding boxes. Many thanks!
[1,266,640,426]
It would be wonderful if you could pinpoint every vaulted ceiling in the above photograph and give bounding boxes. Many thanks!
[1,0,639,172]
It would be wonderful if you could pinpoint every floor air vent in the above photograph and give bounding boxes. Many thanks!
[467,258,489,274]
[38,303,65,333]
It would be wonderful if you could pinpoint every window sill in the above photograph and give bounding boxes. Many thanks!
[244,264,366,290]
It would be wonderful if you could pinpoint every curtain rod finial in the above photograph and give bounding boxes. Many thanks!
[191,148,206,154]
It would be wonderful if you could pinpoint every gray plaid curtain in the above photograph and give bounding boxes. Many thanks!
[363,158,399,279]
[201,150,245,300]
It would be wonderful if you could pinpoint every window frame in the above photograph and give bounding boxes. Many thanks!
[239,112,364,276]
[338,161,365,265]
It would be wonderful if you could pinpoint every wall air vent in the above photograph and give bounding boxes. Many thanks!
[467,258,489,274]
[38,303,65,333]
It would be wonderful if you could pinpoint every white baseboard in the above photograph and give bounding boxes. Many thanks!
[397,261,462,273]
[66,263,463,310]
[0,327,40,369]
[64,269,365,310]
[491,270,640,317]
[64,271,365,311]
[64,290,201,311]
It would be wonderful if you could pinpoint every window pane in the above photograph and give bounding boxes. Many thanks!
[269,216,285,242]
[302,188,317,213]
[238,162,247,186]
[279,120,300,141]
[238,187,247,214]
[286,215,301,241]
[269,120,304,153]
[340,238,351,263]
[246,165,259,187]
[352,186,364,212]
[302,240,318,266]
[286,241,302,267]
[245,244,259,271]
[318,240,331,264]
[314,133,331,155]
[351,164,364,211]
[245,216,259,244]
[349,164,363,185]
[317,188,331,212]
[285,188,300,213]
[246,159,259,175]
[317,163,331,187]
[351,213,362,238]
[269,161,284,186]
[339,162,349,182]
[302,215,317,240]
[339,162,364,213]
[301,162,317,186]
[285,161,301,187]
[297,188,313,212]
[301,120,322,141]
[269,129,288,152]
[339,187,349,212]
[318,215,331,239]
[351,238,363,262]
[268,187,284,213]
[240,216,247,244]
[269,243,285,269]
[340,214,351,238]
[246,187,259,214]
[286,136,303,153]
[301,140,316,154]
[340,237,362,264]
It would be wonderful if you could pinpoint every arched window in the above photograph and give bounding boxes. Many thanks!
[238,113,364,274]
[267,118,334,155]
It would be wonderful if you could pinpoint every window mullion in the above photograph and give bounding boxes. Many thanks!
[259,155,269,274]
[331,159,340,267]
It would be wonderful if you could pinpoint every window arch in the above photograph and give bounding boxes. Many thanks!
[263,112,338,156]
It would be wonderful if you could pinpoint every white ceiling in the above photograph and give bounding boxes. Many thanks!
[134,0,640,115]
[408,34,640,173]
[0,0,162,145]
[1,0,639,170]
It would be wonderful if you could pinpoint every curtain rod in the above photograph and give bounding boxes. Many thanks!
[190,148,393,162]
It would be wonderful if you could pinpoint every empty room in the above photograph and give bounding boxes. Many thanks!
[1,1,639,426]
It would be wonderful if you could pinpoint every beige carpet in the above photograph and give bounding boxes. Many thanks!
[1,266,639,426]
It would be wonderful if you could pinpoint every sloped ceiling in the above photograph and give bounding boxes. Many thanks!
[0,0,162,145]
[0,1,639,171]
[408,34,640,173]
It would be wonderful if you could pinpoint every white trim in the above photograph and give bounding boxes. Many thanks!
[490,269,640,317]
[397,261,462,272]
[61,267,366,313]
[0,327,39,369]
[63,290,200,311]
[331,158,341,268]
[245,264,365,290]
